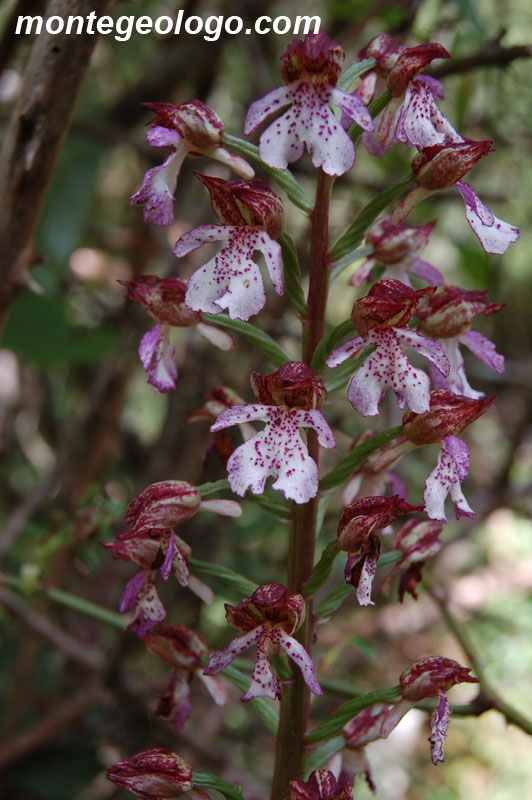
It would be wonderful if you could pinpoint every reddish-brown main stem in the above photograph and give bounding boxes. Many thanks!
[271,171,333,800]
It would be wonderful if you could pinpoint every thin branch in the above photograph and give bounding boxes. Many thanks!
[427,582,532,737]
[0,0,115,321]
[430,37,532,79]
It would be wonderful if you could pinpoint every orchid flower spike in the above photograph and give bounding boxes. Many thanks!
[204,583,322,701]
[244,32,373,175]
[131,100,253,226]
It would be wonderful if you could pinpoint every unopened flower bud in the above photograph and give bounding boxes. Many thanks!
[358,33,404,75]
[351,279,433,335]
[400,656,478,701]
[281,31,344,84]
[195,174,284,238]
[125,481,201,533]
[417,284,504,338]
[144,100,224,151]
[141,624,208,671]
[366,217,436,265]
[337,495,423,552]
[412,140,493,191]
[251,362,327,410]
[289,769,353,800]
[387,43,450,97]
[402,389,495,445]
[226,583,305,636]
[106,747,193,798]
[121,276,200,328]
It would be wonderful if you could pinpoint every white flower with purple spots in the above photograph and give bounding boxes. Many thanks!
[244,82,373,176]
[138,322,178,392]
[456,181,520,255]
[210,403,335,503]
[424,434,474,521]
[326,327,449,416]
[174,225,283,321]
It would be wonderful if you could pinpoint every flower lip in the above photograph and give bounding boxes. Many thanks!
[281,31,344,84]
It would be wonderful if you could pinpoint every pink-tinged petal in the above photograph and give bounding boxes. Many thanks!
[211,404,272,431]
[396,79,462,149]
[160,532,176,582]
[357,71,377,105]
[456,182,519,254]
[424,435,474,522]
[432,338,485,399]
[429,693,451,764]
[170,537,190,587]
[195,322,234,351]
[391,186,434,225]
[291,408,336,449]
[345,551,378,607]
[242,636,281,701]
[243,85,295,135]
[380,699,414,738]
[130,131,188,227]
[376,96,403,147]
[349,258,376,286]
[250,232,283,296]
[396,328,450,377]
[198,498,242,516]
[211,145,255,179]
[187,574,214,604]
[203,626,265,675]
[138,324,177,393]
[326,335,366,368]
[361,127,393,157]
[460,330,504,374]
[156,672,192,730]
[197,672,229,706]
[120,571,166,636]
[173,224,232,257]
[271,627,323,696]
[329,87,374,131]
[410,257,444,285]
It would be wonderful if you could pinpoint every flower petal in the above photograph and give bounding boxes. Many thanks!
[242,636,281,701]
[429,693,451,764]
[460,330,504,374]
[326,335,366,368]
[271,628,323,696]
[203,626,265,675]
[424,435,474,522]
[243,85,295,135]
[138,324,177,393]
[456,182,519,254]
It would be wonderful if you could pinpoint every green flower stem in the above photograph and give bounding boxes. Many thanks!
[1,572,126,629]
[271,170,334,800]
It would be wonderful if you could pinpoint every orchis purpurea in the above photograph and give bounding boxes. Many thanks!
[244,32,373,175]
[174,175,283,321]
[122,276,233,392]
[326,280,449,416]
[211,362,335,503]
[204,583,322,701]
[130,100,253,226]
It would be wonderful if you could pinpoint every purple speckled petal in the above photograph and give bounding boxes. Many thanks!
[120,571,166,636]
[396,328,450,377]
[271,627,323,696]
[183,228,277,320]
[173,224,232,258]
[242,636,280,701]
[460,330,504,374]
[429,693,451,764]
[119,570,146,614]
[211,404,272,431]
[424,435,474,522]
[456,182,519,254]
[130,131,188,226]
[138,324,177,393]
[203,626,265,676]
[347,328,432,416]
[243,85,295,135]
[159,532,175,582]
[396,79,462,149]
[329,87,374,130]
[291,408,336,449]
[433,338,485,399]
[326,335,366,368]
